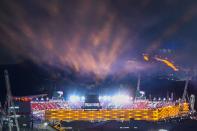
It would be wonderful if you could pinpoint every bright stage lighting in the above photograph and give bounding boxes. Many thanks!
[43,122,48,126]
[139,91,145,96]
[112,94,130,105]
[69,95,80,102]
[104,96,111,101]
[103,96,107,101]
[159,129,168,131]
[81,96,85,102]
[130,97,133,100]
[99,96,102,100]
[106,96,111,101]
[99,94,131,104]
[99,96,112,101]
[57,91,63,96]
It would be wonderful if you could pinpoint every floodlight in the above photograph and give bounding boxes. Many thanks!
[112,94,130,105]
[99,96,102,100]
[81,96,85,101]
[69,95,80,102]
[43,122,48,126]
[103,96,108,101]
[159,129,168,131]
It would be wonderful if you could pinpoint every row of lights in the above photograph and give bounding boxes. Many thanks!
[68,95,173,103]
[99,95,132,105]
[34,96,173,103]
[68,95,85,102]
[153,98,169,101]
[68,94,132,105]
[33,97,49,101]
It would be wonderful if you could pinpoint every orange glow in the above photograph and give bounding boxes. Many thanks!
[14,97,32,102]
[45,103,189,121]
[143,54,149,61]
[155,57,179,71]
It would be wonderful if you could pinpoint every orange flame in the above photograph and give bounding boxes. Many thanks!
[155,57,179,71]
[143,54,149,61]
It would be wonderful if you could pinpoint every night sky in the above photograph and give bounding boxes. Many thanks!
[0,0,197,99]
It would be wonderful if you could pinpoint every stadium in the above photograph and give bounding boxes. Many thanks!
[0,0,197,130]
[33,95,190,122]
[11,75,195,131]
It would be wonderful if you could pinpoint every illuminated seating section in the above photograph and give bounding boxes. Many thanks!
[31,101,69,111]
[157,103,189,120]
[45,103,189,121]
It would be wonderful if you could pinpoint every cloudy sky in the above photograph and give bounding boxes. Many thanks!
[0,0,196,79]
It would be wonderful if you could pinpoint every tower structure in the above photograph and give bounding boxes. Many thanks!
[135,74,145,100]
[181,68,191,102]
[137,73,141,91]
[182,76,189,101]
[190,94,195,112]
[4,70,20,131]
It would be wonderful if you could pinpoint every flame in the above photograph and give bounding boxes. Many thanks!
[155,57,179,71]
[143,54,149,61]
